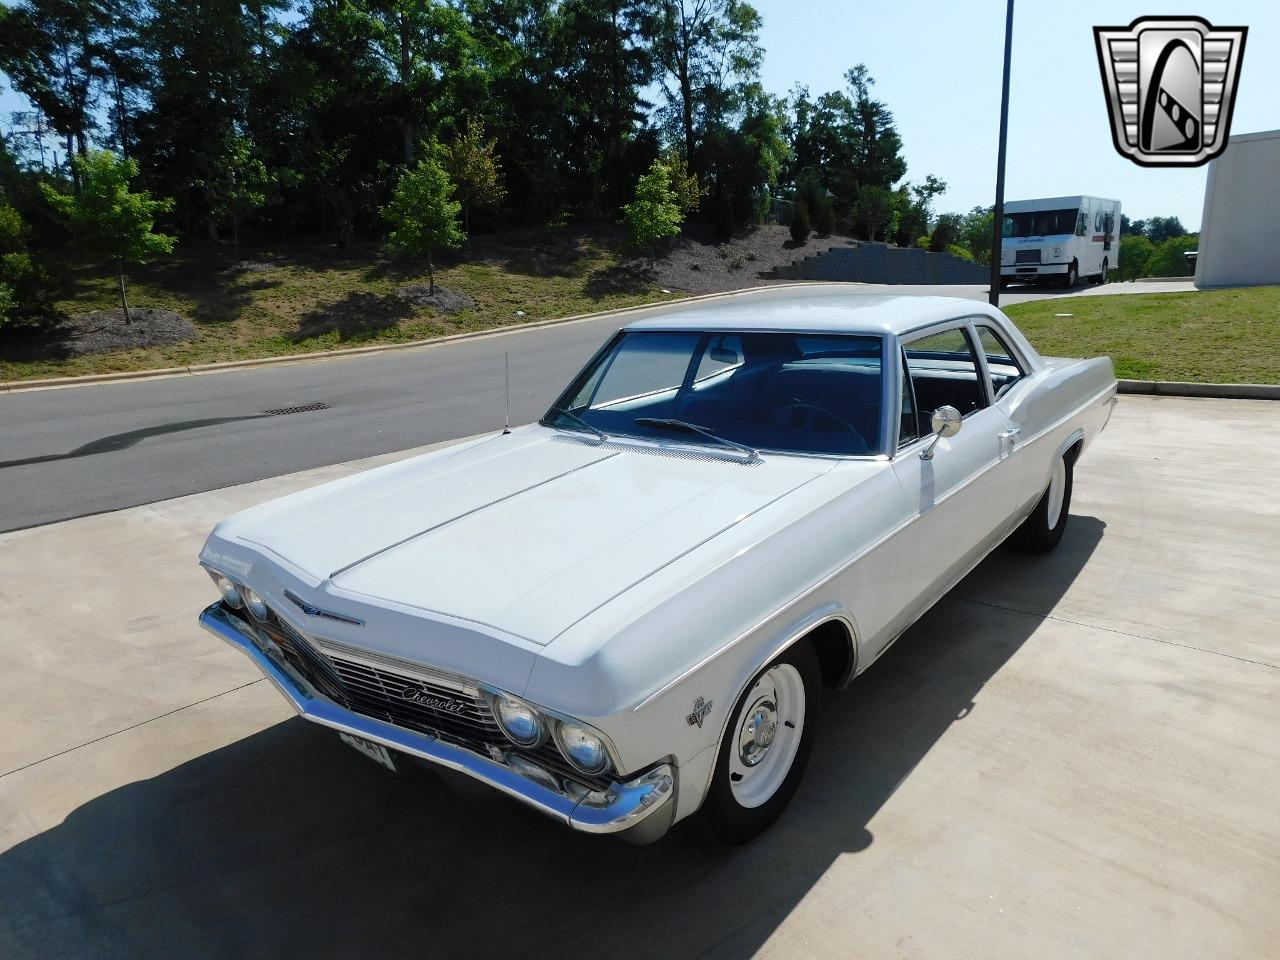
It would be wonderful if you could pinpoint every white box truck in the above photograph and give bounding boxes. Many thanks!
[1000,195,1121,287]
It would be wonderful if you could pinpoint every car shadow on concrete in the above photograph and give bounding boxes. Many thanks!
[0,518,1104,960]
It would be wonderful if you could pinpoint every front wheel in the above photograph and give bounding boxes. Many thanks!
[1099,257,1109,284]
[1063,260,1078,288]
[698,642,820,844]
[1012,453,1074,553]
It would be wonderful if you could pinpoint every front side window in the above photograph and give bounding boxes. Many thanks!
[547,330,884,456]
[902,327,986,433]
[975,325,1026,400]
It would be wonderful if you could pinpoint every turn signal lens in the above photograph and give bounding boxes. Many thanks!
[495,695,543,746]
[555,721,611,775]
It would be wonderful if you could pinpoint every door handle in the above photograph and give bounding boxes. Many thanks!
[999,427,1021,459]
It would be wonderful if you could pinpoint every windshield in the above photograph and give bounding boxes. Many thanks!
[544,330,884,456]
[1003,208,1078,237]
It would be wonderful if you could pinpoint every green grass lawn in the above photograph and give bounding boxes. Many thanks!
[0,229,675,383]
[1004,285,1280,384]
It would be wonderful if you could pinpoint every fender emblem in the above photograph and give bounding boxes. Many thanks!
[686,697,713,728]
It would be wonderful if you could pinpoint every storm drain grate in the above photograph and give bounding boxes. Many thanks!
[261,402,331,417]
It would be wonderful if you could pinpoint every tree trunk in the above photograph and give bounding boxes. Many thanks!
[427,244,434,295]
[399,12,415,162]
[118,260,131,325]
[67,134,80,194]
[677,9,695,172]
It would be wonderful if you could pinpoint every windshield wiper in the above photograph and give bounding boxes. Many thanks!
[549,406,608,443]
[632,418,761,462]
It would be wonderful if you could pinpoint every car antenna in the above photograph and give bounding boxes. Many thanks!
[502,351,512,434]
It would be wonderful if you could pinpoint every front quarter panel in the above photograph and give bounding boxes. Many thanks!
[523,459,915,817]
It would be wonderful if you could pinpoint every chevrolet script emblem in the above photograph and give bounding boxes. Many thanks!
[686,697,713,728]
[1094,16,1247,167]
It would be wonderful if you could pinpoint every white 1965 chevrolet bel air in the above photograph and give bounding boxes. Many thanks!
[199,287,1117,844]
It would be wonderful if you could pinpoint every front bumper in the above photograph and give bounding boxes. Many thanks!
[1002,263,1069,278]
[199,602,676,841]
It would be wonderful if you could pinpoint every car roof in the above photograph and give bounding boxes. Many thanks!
[623,284,1006,337]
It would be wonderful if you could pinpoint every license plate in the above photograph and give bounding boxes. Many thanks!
[339,732,397,772]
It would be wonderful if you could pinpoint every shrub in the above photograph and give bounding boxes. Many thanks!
[790,199,811,244]
[945,243,975,262]
[814,199,836,237]
[1145,235,1198,277]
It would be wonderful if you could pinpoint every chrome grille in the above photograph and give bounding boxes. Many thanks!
[1015,248,1042,264]
[245,603,612,790]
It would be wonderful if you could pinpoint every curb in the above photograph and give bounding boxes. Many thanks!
[0,283,826,394]
[1118,379,1280,400]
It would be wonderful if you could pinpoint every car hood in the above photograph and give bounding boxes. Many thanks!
[220,428,835,646]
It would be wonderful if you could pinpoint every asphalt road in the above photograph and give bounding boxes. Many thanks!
[0,281,1192,532]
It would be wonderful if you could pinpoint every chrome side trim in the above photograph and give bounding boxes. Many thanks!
[200,602,674,838]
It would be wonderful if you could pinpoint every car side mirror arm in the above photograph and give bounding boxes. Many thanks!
[921,405,962,461]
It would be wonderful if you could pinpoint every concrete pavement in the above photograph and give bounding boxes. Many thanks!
[1,394,1276,959]
[0,280,1196,533]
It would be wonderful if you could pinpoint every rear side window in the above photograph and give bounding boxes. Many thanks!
[903,328,986,433]
[975,325,1026,400]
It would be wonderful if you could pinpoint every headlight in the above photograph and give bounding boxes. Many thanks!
[495,695,543,746]
[214,574,243,608]
[243,587,269,620]
[555,721,611,775]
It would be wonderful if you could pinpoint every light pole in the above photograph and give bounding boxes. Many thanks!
[989,0,1015,306]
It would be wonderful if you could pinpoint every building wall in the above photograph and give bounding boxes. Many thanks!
[1195,129,1280,289]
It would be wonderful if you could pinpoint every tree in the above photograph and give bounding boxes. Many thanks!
[784,66,906,232]
[789,196,810,244]
[0,197,49,330]
[956,205,994,264]
[852,184,892,241]
[650,0,764,176]
[382,142,464,294]
[197,135,272,254]
[929,212,961,252]
[622,157,682,261]
[892,174,946,247]
[1117,233,1154,280]
[1144,215,1186,245]
[445,118,506,234]
[41,150,174,322]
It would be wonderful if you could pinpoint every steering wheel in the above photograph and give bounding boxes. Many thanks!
[773,398,868,450]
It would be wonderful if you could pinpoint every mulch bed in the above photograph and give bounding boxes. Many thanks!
[617,223,858,295]
[392,284,475,314]
[57,308,197,357]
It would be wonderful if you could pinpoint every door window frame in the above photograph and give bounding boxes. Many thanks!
[893,319,993,455]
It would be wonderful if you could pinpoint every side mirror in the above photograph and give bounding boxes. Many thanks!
[921,405,962,461]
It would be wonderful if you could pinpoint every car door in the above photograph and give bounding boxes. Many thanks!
[891,322,1019,608]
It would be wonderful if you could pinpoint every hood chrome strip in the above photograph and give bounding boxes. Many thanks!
[326,450,620,580]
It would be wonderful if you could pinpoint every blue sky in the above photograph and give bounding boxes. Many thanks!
[4,1,1275,230]
[753,0,1276,229]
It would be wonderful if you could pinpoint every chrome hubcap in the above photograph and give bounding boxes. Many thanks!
[738,697,779,767]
